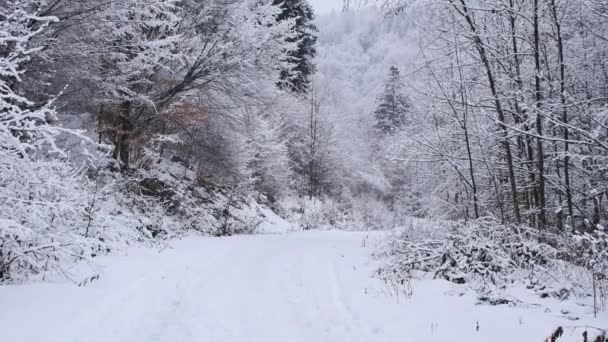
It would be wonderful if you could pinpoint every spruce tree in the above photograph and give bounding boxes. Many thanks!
[272,0,317,93]
[374,66,411,134]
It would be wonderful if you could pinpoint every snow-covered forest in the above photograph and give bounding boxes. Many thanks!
[1,0,608,341]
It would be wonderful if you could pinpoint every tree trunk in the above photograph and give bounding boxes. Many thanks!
[533,0,547,229]
[453,0,521,224]
[113,101,133,170]
[509,0,537,226]
[455,39,479,219]
[550,0,575,228]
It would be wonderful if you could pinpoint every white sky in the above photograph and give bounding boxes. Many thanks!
[310,0,342,14]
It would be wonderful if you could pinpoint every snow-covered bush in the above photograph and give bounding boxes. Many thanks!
[0,3,154,282]
[318,196,348,227]
[567,229,608,313]
[0,159,96,282]
[117,158,289,237]
[0,2,94,282]
[392,217,453,241]
[299,198,324,230]
[349,194,395,230]
[281,193,399,231]
[376,218,608,303]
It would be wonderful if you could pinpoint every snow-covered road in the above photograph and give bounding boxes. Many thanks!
[1,231,604,342]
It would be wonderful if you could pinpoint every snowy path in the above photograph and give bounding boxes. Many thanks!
[1,231,604,342]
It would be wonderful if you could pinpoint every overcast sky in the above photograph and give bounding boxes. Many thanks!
[310,0,342,14]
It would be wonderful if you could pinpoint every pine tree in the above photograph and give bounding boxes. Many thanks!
[272,0,317,93]
[374,66,411,135]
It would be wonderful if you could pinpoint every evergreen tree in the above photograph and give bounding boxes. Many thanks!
[272,0,317,93]
[374,66,411,135]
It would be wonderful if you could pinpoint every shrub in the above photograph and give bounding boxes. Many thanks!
[376,218,608,303]
[299,198,323,230]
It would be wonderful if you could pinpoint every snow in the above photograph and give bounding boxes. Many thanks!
[255,207,296,234]
[1,230,605,342]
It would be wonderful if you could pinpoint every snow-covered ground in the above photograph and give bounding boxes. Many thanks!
[1,230,605,342]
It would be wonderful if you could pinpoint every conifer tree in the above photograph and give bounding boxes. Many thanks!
[272,0,317,93]
[374,66,411,135]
